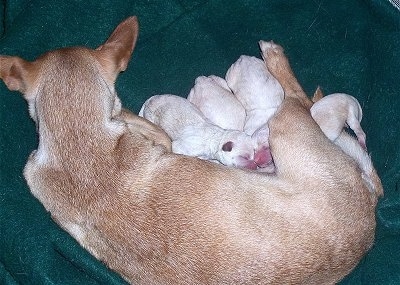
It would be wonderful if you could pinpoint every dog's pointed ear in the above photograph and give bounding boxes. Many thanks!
[95,16,139,81]
[0,56,37,97]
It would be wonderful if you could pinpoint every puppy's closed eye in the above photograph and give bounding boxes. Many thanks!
[222,141,233,152]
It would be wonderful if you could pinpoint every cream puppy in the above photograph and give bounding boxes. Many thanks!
[225,55,284,135]
[187,75,246,131]
[139,94,272,169]
[311,92,366,149]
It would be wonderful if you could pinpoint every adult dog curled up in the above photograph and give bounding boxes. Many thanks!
[0,16,382,285]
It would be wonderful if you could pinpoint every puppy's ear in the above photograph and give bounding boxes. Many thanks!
[0,56,37,98]
[252,124,270,145]
[95,16,139,81]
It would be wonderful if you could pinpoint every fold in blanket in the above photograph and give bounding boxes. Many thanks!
[0,0,399,284]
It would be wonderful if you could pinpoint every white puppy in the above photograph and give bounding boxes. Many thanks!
[139,94,272,170]
[187,75,246,131]
[311,93,366,149]
[225,55,284,135]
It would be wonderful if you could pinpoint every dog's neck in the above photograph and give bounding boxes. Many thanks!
[33,50,124,169]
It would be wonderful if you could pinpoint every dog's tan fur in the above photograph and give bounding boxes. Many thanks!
[0,17,382,284]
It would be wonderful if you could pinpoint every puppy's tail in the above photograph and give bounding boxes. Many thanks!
[334,131,383,197]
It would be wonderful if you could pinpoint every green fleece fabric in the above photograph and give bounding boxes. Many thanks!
[1,0,399,284]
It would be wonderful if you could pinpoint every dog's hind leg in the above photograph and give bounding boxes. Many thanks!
[258,41,353,182]
[259,41,383,200]
[259,41,313,110]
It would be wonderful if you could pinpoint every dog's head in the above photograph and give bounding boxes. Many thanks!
[0,16,139,127]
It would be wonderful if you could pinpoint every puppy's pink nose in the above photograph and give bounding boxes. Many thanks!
[254,147,273,167]
[243,161,258,170]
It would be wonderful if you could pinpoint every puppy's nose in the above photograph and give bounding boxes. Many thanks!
[244,161,258,170]
[238,155,258,170]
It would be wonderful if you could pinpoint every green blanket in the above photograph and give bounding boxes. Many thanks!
[1,1,399,284]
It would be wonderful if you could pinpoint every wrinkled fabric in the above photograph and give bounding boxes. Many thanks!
[0,1,399,284]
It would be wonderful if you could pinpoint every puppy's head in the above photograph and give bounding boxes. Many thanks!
[0,16,139,126]
[217,131,272,170]
[217,132,256,170]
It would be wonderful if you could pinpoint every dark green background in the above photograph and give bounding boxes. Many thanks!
[1,1,399,284]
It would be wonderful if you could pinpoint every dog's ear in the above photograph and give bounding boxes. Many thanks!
[95,16,139,82]
[0,56,38,98]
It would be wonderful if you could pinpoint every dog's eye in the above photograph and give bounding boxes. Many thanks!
[222,141,233,152]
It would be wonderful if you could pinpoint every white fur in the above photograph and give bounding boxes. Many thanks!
[311,93,366,148]
[334,131,377,193]
[225,55,284,135]
[139,94,264,169]
[308,91,376,192]
[187,75,246,131]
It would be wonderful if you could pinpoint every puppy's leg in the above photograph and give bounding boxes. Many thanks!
[346,115,367,149]
[117,108,172,152]
[334,131,383,196]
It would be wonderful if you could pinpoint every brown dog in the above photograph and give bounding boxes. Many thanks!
[0,17,382,284]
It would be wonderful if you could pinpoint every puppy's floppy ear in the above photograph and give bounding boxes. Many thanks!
[95,16,139,82]
[0,56,38,98]
[252,124,270,145]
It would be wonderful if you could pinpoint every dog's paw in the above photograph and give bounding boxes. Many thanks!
[259,40,284,56]
[259,40,286,73]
